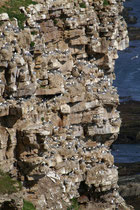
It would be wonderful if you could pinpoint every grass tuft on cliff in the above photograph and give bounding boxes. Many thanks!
[0,169,22,194]
[79,2,86,8]
[103,0,109,6]
[0,0,37,29]
[23,200,36,210]
[67,198,79,210]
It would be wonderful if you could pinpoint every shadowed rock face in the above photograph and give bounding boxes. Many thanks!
[116,162,140,210]
[117,101,140,143]
[0,0,132,209]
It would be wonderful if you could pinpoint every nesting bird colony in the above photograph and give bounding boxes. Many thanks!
[0,0,132,209]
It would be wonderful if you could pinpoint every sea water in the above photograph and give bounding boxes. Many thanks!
[111,144,140,163]
[113,0,140,101]
[114,40,140,101]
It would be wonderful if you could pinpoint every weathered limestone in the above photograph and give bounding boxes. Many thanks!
[0,0,132,209]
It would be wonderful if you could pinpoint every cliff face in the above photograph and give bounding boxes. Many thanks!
[0,0,131,209]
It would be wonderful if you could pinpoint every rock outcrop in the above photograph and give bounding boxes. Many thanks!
[0,0,132,209]
[117,163,140,210]
[117,101,140,143]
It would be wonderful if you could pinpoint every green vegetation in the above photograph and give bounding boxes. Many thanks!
[0,0,37,29]
[40,85,45,89]
[67,198,79,210]
[53,19,58,25]
[79,2,86,8]
[0,21,3,26]
[31,31,38,35]
[23,200,36,210]
[41,117,44,121]
[0,169,22,194]
[30,41,35,48]
[103,0,109,6]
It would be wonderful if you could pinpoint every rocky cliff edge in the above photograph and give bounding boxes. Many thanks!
[0,0,132,209]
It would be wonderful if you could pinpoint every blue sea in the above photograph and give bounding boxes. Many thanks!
[113,0,140,164]
[112,144,140,163]
[113,0,140,101]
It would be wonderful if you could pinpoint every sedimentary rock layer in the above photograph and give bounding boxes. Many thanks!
[0,0,132,209]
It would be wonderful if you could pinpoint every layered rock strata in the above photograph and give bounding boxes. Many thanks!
[0,0,131,209]
[117,101,140,143]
